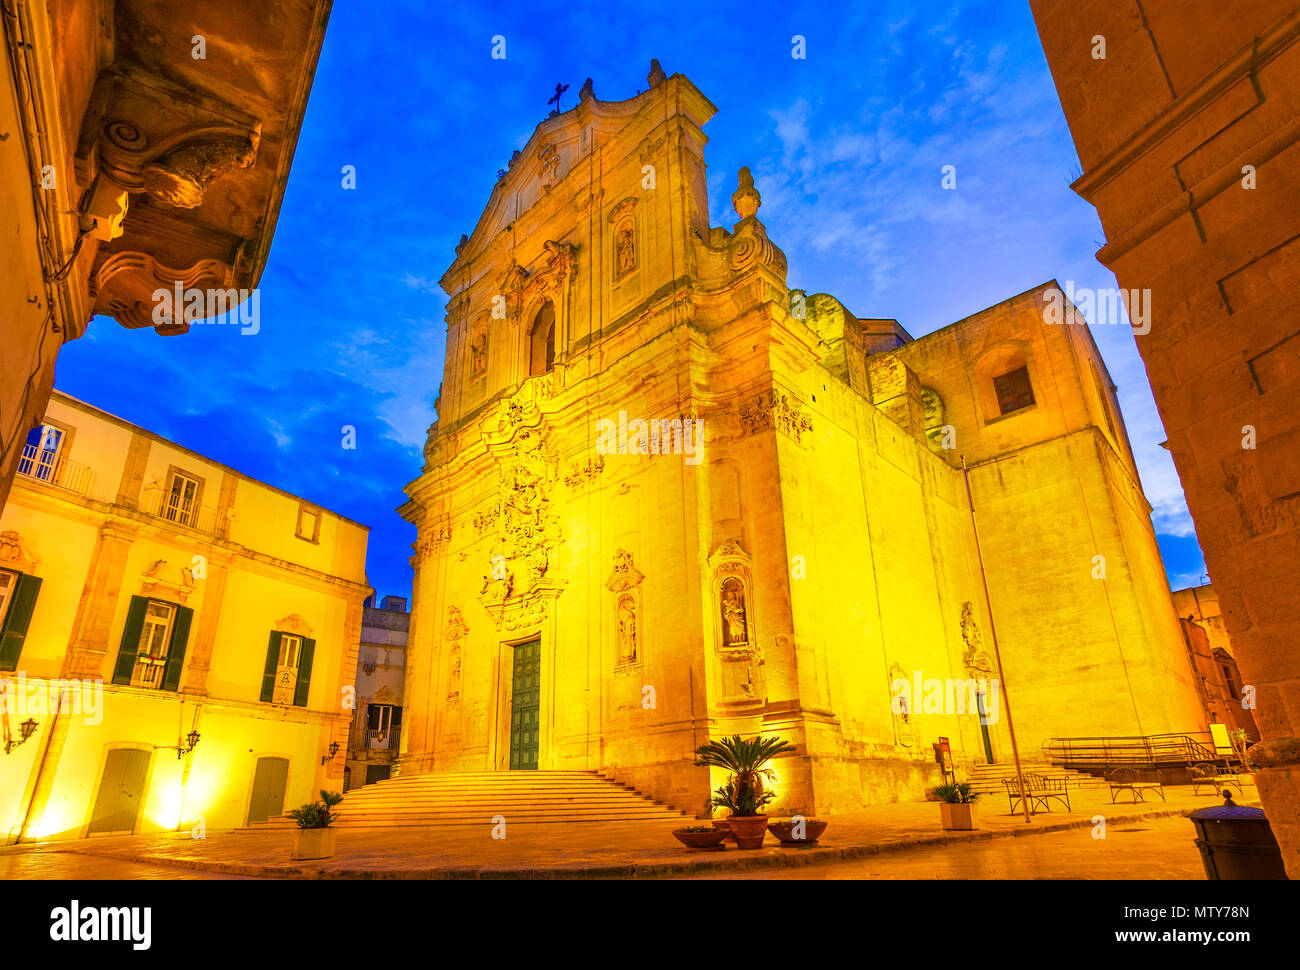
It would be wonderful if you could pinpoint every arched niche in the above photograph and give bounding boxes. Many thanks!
[528,302,555,377]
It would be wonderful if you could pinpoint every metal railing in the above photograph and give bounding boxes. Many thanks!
[146,489,220,535]
[1042,732,1226,769]
[15,445,100,498]
[365,728,401,751]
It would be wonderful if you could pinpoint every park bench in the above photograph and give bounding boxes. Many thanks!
[1190,762,1247,796]
[1003,772,1071,815]
[1105,766,1165,803]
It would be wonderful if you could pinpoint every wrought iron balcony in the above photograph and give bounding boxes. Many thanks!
[15,445,101,498]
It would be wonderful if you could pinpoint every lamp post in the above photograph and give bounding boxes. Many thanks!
[321,741,340,765]
[962,456,1032,824]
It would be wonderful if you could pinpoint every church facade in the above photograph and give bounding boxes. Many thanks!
[398,65,1206,814]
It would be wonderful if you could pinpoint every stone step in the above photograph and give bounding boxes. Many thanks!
[241,770,688,831]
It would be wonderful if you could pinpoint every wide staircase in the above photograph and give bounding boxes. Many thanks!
[965,760,1106,798]
[242,770,690,831]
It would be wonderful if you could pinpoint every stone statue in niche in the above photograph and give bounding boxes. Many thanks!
[720,577,748,647]
[470,329,487,375]
[617,594,638,663]
[615,220,635,277]
[448,645,462,697]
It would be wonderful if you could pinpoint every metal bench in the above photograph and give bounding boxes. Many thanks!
[1105,766,1166,803]
[1003,772,1071,814]
[1190,762,1246,796]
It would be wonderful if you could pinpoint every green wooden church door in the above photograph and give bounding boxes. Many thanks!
[509,639,541,770]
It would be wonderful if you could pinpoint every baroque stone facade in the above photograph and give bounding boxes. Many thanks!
[398,65,1207,815]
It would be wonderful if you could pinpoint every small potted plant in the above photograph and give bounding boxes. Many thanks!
[288,789,343,860]
[695,734,796,850]
[672,824,728,850]
[932,781,980,830]
[768,816,829,846]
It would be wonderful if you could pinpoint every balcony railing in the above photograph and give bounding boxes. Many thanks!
[129,655,168,689]
[365,728,401,751]
[146,489,221,535]
[16,445,228,535]
[15,445,102,499]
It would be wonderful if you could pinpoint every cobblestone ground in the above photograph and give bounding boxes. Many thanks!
[688,816,1206,879]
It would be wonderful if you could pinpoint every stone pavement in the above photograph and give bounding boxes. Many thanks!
[688,815,1206,879]
[13,784,1243,879]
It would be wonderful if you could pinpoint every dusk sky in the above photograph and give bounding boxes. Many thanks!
[54,0,1209,600]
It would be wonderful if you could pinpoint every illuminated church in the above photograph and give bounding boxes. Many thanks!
[398,63,1206,814]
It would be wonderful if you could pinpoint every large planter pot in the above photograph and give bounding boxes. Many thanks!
[726,814,769,849]
[291,827,337,861]
[939,802,978,831]
[673,827,728,850]
[768,818,829,846]
[712,819,737,844]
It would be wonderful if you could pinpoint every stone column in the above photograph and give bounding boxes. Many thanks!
[64,522,138,680]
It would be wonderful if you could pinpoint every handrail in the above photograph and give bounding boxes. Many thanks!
[1042,732,1226,768]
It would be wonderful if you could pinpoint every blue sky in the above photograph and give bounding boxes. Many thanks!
[54,0,1209,600]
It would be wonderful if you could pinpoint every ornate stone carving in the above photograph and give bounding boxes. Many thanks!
[639,135,666,164]
[97,121,261,208]
[725,167,787,276]
[0,531,38,573]
[709,539,755,661]
[961,601,994,675]
[141,137,259,208]
[447,645,462,698]
[605,549,645,593]
[141,558,195,603]
[499,242,576,323]
[94,251,233,333]
[647,58,667,87]
[606,550,645,668]
[738,390,813,443]
[275,613,314,636]
[444,605,470,641]
[413,518,452,564]
[565,455,606,490]
[537,143,560,190]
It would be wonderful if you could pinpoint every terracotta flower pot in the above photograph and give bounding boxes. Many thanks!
[939,802,979,831]
[712,819,737,843]
[726,814,769,849]
[673,827,728,850]
[767,818,829,846]
[291,827,337,860]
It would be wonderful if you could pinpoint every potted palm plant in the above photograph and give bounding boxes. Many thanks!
[288,789,343,860]
[695,734,795,849]
[932,781,980,830]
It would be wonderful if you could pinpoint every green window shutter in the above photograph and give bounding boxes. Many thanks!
[112,596,149,685]
[293,637,315,707]
[0,574,42,671]
[259,631,282,702]
[160,605,193,692]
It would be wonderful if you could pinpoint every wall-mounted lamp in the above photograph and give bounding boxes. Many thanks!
[321,741,340,765]
[177,730,200,759]
[4,718,38,754]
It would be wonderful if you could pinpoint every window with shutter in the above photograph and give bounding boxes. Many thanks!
[0,571,42,671]
[111,597,192,690]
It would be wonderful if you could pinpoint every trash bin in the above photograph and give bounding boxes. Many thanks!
[1187,804,1288,880]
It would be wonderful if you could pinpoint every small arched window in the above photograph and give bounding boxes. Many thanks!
[529,302,555,376]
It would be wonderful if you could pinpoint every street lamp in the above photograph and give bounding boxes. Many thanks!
[4,718,38,754]
[321,741,340,765]
[177,730,200,758]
